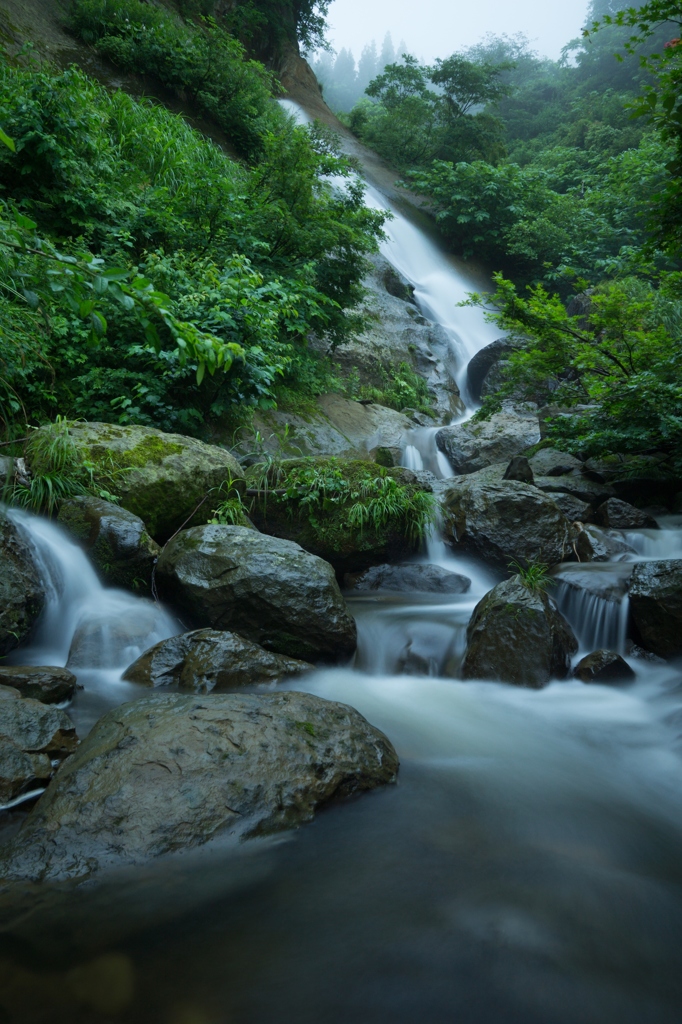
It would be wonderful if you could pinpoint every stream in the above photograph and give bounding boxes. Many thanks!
[2,103,682,1024]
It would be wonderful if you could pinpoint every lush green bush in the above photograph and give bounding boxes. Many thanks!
[244,456,436,554]
[0,58,384,439]
[68,0,278,157]
[466,273,682,476]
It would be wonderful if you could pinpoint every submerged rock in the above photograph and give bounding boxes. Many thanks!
[0,693,78,805]
[629,560,682,658]
[0,511,45,657]
[460,577,578,687]
[123,629,311,693]
[0,691,399,881]
[38,422,245,542]
[593,498,658,531]
[443,469,572,569]
[344,563,471,594]
[573,650,635,684]
[0,667,77,704]
[436,405,540,475]
[58,495,160,592]
[157,525,357,662]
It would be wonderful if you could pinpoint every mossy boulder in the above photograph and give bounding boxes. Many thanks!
[246,457,434,575]
[629,560,682,658]
[34,422,245,542]
[156,525,357,663]
[442,467,573,570]
[0,692,398,881]
[123,629,312,693]
[0,510,45,657]
[58,495,160,592]
[461,577,578,687]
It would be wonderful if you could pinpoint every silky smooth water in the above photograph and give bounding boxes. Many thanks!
[2,104,682,1024]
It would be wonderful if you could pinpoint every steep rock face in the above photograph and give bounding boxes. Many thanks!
[123,629,311,692]
[629,560,682,658]
[34,422,244,543]
[1,691,399,881]
[156,525,357,662]
[442,469,572,569]
[436,405,540,475]
[58,495,160,592]
[461,577,578,687]
[0,510,45,657]
[344,563,471,594]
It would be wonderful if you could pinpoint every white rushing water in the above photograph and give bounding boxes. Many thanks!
[3,98,682,1024]
[7,508,179,733]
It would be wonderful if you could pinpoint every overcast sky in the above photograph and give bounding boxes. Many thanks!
[323,0,591,61]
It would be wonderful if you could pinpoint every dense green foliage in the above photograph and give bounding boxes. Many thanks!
[467,273,682,476]
[347,54,509,170]
[0,44,384,441]
[244,456,436,550]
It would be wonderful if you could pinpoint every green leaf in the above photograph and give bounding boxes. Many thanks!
[0,127,15,151]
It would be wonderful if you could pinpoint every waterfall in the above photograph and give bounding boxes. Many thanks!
[7,508,177,672]
[553,581,630,655]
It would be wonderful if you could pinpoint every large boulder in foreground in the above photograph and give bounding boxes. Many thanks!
[442,468,572,569]
[0,666,77,704]
[344,562,471,594]
[36,422,245,542]
[629,560,682,658]
[123,629,312,693]
[461,577,578,687]
[157,525,357,662]
[0,511,45,657]
[58,496,160,592]
[436,404,540,475]
[1,692,399,881]
[0,690,79,804]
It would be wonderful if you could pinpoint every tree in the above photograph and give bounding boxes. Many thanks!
[430,54,512,120]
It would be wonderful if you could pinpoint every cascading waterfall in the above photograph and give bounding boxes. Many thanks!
[7,507,179,733]
[3,97,682,1024]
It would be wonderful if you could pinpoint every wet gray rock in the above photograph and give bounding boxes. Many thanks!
[534,475,616,507]
[40,422,245,542]
[443,469,572,569]
[593,498,658,531]
[550,493,594,523]
[0,510,45,657]
[629,560,682,659]
[436,404,540,475]
[344,563,471,594]
[503,456,534,483]
[573,650,635,684]
[466,339,515,402]
[58,496,160,592]
[123,629,312,693]
[528,449,583,477]
[157,525,357,663]
[572,524,636,562]
[461,577,578,687]
[0,691,399,881]
[0,693,79,804]
[0,667,77,704]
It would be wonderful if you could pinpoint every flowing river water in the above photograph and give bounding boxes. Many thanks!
[2,104,682,1024]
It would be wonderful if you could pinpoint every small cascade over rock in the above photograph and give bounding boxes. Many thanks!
[5,508,178,678]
